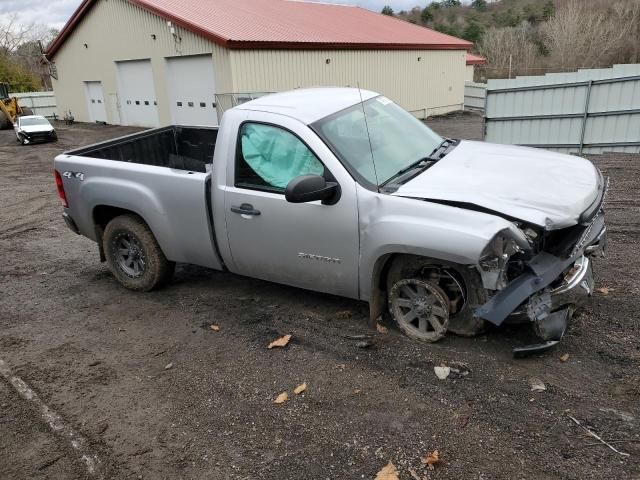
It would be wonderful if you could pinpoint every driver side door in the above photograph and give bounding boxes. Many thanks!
[223,112,360,298]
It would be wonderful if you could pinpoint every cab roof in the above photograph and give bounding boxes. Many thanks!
[235,87,379,124]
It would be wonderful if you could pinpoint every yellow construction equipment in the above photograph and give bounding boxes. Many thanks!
[0,82,33,129]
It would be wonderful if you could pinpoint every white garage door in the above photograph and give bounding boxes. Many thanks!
[166,54,218,126]
[84,81,107,123]
[116,59,160,127]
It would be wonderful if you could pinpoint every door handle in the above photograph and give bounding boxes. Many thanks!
[230,203,261,216]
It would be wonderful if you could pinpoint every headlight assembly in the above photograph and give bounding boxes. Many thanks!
[478,227,531,290]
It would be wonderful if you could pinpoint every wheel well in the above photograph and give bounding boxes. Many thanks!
[93,205,139,230]
[93,206,145,262]
[369,253,478,323]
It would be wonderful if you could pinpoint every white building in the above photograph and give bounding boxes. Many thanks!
[46,0,474,127]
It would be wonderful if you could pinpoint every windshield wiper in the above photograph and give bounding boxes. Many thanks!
[380,138,453,187]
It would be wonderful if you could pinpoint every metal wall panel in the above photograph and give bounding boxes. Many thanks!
[9,92,57,118]
[228,49,468,118]
[485,64,640,153]
[464,82,486,111]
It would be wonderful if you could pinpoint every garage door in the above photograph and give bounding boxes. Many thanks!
[84,81,107,123]
[166,54,218,126]
[116,60,159,127]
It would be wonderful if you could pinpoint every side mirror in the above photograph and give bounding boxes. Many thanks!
[285,174,340,205]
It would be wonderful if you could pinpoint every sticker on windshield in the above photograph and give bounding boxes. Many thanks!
[376,96,393,106]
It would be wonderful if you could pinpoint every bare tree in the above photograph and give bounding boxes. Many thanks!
[477,24,539,78]
[540,0,640,69]
[0,14,48,55]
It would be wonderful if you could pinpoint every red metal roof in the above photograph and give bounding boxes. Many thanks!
[47,0,472,58]
[466,53,486,65]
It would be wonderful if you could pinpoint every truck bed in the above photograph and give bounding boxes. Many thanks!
[66,125,218,173]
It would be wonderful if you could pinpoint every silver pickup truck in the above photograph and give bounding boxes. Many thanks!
[54,88,607,355]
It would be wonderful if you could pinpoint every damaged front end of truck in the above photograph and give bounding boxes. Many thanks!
[474,178,608,357]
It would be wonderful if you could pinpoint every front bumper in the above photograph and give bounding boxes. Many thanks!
[20,130,57,144]
[475,212,605,356]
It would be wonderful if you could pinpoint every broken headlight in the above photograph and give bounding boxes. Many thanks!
[478,227,531,290]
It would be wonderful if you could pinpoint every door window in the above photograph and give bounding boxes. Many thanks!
[236,123,324,192]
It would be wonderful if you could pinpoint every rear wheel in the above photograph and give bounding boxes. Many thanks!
[103,215,175,291]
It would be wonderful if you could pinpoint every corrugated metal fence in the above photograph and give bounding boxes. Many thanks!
[464,82,486,111]
[9,91,57,119]
[484,64,640,154]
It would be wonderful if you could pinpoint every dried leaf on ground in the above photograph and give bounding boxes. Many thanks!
[530,378,546,392]
[294,383,307,395]
[434,366,450,380]
[335,310,353,319]
[375,462,400,480]
[268,334,292,349]
[210,324,220,331]
[376,323,388,334]
[164,362,173,370]
[422,450,441,469]
[560,353,570,362]
[597,287,612,295]
[274,392,289,404]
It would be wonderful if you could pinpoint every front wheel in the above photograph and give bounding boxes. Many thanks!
[388,278,450,342]
[103,215,175,291]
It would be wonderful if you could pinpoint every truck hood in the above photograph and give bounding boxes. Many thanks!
[393,140,600,229]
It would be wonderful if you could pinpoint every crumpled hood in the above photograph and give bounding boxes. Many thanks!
[393,140,600,229]
[20,125,54,133]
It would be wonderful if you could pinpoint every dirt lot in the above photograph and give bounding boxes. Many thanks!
[1,113,639,480]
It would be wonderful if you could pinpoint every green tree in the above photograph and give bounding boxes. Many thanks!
[381,5,394,16]
[434,23,461,37]
[471,0,487,11]
[421,6,434,24]
[0,54,40,92]
[462,20,485,44]
[441,0,461,7]
[542,1,555,20]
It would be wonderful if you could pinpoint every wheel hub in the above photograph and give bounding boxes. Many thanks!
[114,233,146,278]
[388,278,450,342]
[414,297,433,316]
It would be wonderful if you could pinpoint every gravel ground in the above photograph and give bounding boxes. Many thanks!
[1,114,638,479]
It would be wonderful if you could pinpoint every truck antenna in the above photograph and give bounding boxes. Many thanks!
[357,83,380,192]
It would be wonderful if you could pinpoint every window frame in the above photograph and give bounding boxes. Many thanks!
[234,120,336,195]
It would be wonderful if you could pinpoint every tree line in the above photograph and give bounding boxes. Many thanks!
[382,0,640,79]
[0,14,58,93]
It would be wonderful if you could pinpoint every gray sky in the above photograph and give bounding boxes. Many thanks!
[0,0,435,30]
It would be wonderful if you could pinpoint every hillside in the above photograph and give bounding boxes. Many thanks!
[385,0,640,79]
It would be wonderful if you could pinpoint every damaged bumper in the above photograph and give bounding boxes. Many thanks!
[475,207,606,356]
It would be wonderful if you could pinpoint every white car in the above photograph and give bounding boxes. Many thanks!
[14,115,58,145]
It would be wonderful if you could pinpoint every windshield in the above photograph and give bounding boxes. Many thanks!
[20,117,50,127]
[312,96,443,187]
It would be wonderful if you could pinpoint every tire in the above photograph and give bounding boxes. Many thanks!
[386,256,487,337]
[20,107,34,116]
[0,110,9,130]
[103,215,175,291]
